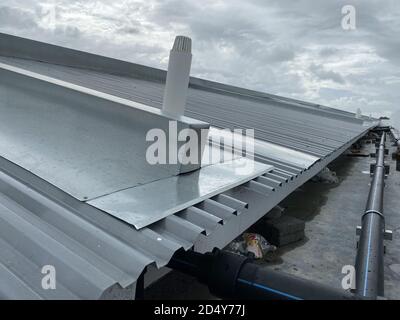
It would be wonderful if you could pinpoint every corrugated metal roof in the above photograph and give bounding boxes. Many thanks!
[0,33,375,299]
[0,155,275,299]
[0,153,297,299]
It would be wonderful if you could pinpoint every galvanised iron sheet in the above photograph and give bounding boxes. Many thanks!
[88,158,272,229]
[0,63,208,201]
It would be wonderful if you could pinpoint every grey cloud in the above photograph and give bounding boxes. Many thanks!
[0,6,37,29]
[319,47,339,57]
[117,26,141,35]
[309,63,345,84]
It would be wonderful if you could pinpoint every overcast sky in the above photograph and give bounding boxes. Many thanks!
[1,0,399,124]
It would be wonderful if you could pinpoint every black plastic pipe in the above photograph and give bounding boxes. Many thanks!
[355,133,386,299]
[168,249,356,300]
[236,262,355,300]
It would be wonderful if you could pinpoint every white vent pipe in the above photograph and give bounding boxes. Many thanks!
[162,36,192,117]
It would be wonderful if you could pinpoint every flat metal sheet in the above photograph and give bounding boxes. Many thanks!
[0,63,207,201]
[88,158,272,229]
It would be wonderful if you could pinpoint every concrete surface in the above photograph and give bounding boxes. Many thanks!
[145,139,400,299]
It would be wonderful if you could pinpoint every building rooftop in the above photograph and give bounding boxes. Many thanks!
[0,33,375,299]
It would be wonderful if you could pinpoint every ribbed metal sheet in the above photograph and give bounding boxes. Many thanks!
[0,156,271,299]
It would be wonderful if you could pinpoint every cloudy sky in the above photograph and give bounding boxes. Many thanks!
[1,0,399,124]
